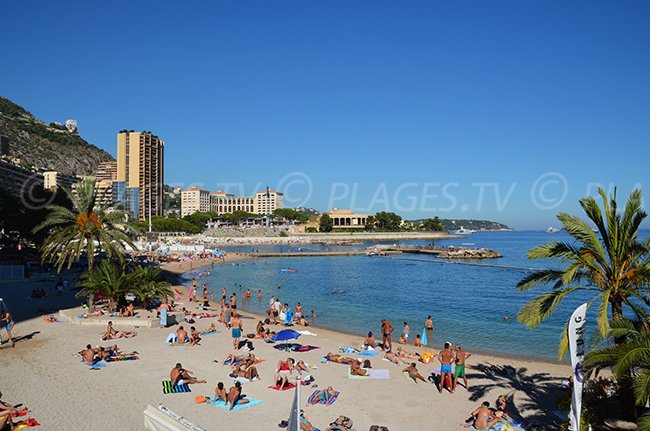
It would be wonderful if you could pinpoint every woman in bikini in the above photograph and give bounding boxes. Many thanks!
[307,386,337,406]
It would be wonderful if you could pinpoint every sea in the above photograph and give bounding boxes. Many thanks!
[180,230,650,362]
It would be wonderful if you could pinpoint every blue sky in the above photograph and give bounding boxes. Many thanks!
[2,1,649,229]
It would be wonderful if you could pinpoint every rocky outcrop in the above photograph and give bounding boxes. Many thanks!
[0,96,113,176]
[436,247,502,259]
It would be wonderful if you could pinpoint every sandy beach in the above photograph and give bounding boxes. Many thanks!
[0,255,571,431]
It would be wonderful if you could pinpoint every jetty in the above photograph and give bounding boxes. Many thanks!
[251,245,502,260]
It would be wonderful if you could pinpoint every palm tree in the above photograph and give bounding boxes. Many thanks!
[77,260,131,311]
[34,179,136,273]
[516,187,650,420]
[584,318,650,430]
[131,265,172,309]
[516,187,650,356]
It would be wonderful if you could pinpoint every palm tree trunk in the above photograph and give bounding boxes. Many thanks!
[612,299,636,420]
[87,248,95,311]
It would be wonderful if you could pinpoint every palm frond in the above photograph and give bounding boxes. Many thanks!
[517,286,584,328]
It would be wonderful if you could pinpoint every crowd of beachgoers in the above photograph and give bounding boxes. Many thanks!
[0,251,570,430]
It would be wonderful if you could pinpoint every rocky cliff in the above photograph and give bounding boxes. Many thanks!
[0,96,113,176]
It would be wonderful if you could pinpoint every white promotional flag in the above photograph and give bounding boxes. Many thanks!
[568,303,587,431]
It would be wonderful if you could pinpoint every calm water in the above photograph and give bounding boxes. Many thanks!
[182,230,649,361]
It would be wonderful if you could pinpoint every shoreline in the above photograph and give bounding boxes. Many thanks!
[1,254,572,430]
[166,256,567,366]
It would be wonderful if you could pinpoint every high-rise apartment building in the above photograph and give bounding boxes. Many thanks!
[96,161,117,181]
[115,131,164,221]
[181,187,211,217]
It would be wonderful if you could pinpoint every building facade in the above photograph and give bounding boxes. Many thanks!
[0,160,42,198]
[96,160,117,181]
[328,209,369,229]
[0,135,9,156]
[254,189,283,215]
[43,170,79,191]
[115,131,164,221]
[181,187,211,217]
[208,189,283,215]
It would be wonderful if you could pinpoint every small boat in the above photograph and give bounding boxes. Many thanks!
[451,226,476,235]
[547,227,560,233]
[280,268,298,273]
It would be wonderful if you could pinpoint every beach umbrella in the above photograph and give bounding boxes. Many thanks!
[271,329,301,343]
[421,328,428,346]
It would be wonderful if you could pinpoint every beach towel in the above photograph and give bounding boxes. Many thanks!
[162,380,191,394]
[268,381,307,391]
[209,398,262,411]
[297,330,317,336]
[295,345,320,352]
[201,330,219,336]
[230,376,260,385]
[83,361,106,368]
[12,418,40,429]
[359,349,379,357]
[421,328,428,346]
[307,389,339,406]
[348,369,390,379]
[106,354,139,362]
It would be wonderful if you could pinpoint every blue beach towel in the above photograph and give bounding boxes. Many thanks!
[421,329,428,346]
[83,360,106,368]
[359,349,379,357]
[210,398,262,411]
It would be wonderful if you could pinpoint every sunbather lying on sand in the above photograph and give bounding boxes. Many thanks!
[101,321,136,341]
[350,359,368,376]
[1,391,30,431]
[402,363,427,383]
[307,386,337,406]
[171,363,206,386]
[325,353,356,364]
[233,363,260,381]
[200,323,217,335]
[384,351,409,364]
[396,347,420,360]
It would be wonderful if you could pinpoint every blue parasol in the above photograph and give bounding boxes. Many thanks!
[271,329,302,343]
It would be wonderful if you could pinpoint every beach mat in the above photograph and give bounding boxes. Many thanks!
[210,398,262,411]
[348,369,390,379]
[307,390,339,406]
[83,361,106,369]
[359,349,379,357]
[201,330,220,336]
[106,355,139,362]
[230,376,260,385]
[268,381,307,391]
[162,380,191,394]
[12,418,40,429]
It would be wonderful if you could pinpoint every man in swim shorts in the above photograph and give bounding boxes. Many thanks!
[454,344,472,390]
[170,363,206,386]
[381,319,394,352]
[438,342,455,393]
[230,311,242,350]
